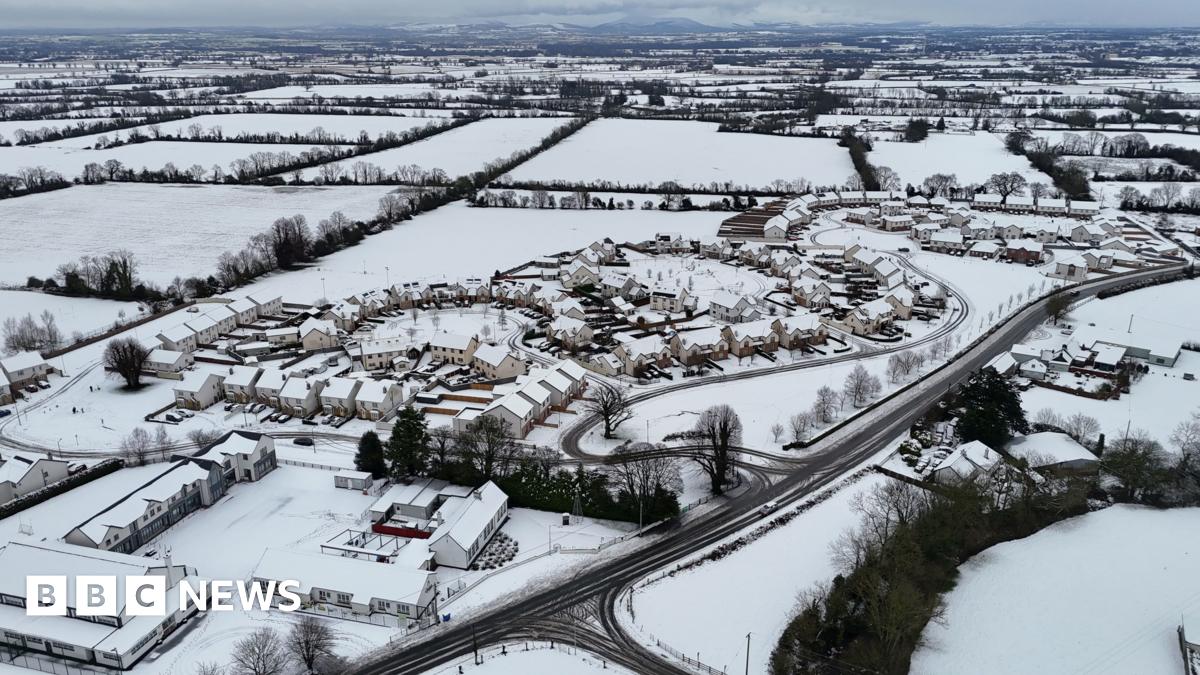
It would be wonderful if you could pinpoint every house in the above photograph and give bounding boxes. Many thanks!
[884,286,915,319]
[298,318,338,351]
[155,324,198,353]
[1070,223,1107,245]
[470,344,525,380]
[967,241,1001,259]
[927,230,965,253]
[709,291,760,324]
[184,430,277,484]
[879,214,914,232]
[973,193,1003,210]
[321,302,362,332]
[202,305,238,334]
[1036,197,1068,215]
[279,376,324,416]
[721,319,780,358]
[263,326,299,346]
[356,337,419,372]
[0,541,200,670]
[470,392,535,437]
[670,327,729,366]
[930,440,1003,484]
[1051,255,1088,282]
[550,298,587,321]
[1,350,56,399]
[772,314,828,349]
[928,196,950,211]
[985,351,1018,376]
[254,369,290,407]
[843,207,877,226]
[613,336,673,377]
[1068,200,1100,217]
[1081,249,1114,271]
[1006,241,1044,264]
[429,333,478,365]
[173,372,225,410]
[1007,195,1034,212]
[649,285,694,314]
[247,293,283,316]
[961,221,996,240]
[334,470,373,490]
[561,259,601,289]
[0,452,70,504]
[1099,236,1133,253]
[319,377,361,417]
[355,380,405,421]
[1019,358,1047,381]
[1073,326,1182,367]
[145,348,193,375]
[222,365,262,403]
[880,200,906,216]
[1028,223,1062,243]
[910,222,942,243]
[548,316,594,349]
[844,298,895,335]
[183,315,219,345]
[1001,223,1025,240]
[791,280,832,308]
[654,232,691,254]
[427,481,509,569]
[599,273,641,299]
[1007,432,1098,474]
[251,549,437,624]
[227,297,260,324]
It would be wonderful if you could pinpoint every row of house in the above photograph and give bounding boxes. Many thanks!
[451,360,588,438]
[174,366,408,420]
[0,350,56,405]
[0,452,70,504]
[155,294,282,354]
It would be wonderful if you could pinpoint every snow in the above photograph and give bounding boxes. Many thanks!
[1030,129,1200,152]
[507,119,855,189]
[627,471,893,675]
[421,644,632,675]
[870,132,1050,187]
[913,505,1200,675]
[298,117,573,180]
[0,140,328,181]
[0,183,400,285]
[0,290,143,340]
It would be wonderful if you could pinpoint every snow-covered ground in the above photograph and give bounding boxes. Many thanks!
[507,119,854,189]
[1029,128,1200,152]
[422,644,632,675]
[913,505,1200,675]
[625,470,893,675]
[870,132,1050,187]
[297,117,573,180]
[0,290,143,340]
[41,113,444,148]
[0,183,399,285]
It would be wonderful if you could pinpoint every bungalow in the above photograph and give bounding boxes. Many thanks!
[319,377,361,417]
[721,319,780,358]
[472,344,527,380]
[173,372,225,410]
[298,318,338,351]
[354,380,405,421]
[279,376,324,416]
[156,324,198,354]
[967,241,1002,259]
[333,470,373,490]
[145,348,193,375]
[1068,200,1100,217]
[252,549,437,624]
[0,452,70,504]
[222,365,262,403]
[927,230,966,253]
[930,440,1002,484]
[1037,198,1068,215]
[670,327,729,366]
[429,333,478,365]
[427,481,509,569]
[1007,432,1098,474]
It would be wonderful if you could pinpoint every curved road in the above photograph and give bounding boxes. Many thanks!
[355,263,1185,674]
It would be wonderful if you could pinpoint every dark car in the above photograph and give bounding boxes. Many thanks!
[293,437,314,446]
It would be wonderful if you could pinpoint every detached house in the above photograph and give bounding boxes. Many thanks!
[722,319,780,358]
[173,372,225,410]
[429,333,479,365]
[472,344,527,380]
[548,316,594,349]
[669,327,729,366]
[709,291,761,324]
[613,336,673,377]
[298,318,338,351]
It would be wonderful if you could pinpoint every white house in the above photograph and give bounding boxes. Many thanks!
[354,380,405,421]
[0,452,70,504]
[709,291,759,324]
[279,376,324,416]
[427,481,509,569]
[472,344,527,380]
[298,318,338,351]
[145,348,193,375]
[222,365,262,403]
[429,333,478,365]
[319,377,362,417]
[173,372,225,410]
[156,324,198,353]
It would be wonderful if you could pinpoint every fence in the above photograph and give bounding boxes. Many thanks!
[421,641,615,675]
[278,458,344,472]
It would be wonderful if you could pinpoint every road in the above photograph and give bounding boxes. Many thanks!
[355,262,1186,674]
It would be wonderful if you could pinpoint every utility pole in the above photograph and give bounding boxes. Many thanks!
[745,633,751,675]
[471,622,480,665]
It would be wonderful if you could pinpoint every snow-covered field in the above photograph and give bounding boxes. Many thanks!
[870,132,1050,187]
[1030,129,1200,152]
[297,116,572,180]
[627,471,893,675]
[0,183,399,285]
[422,644,631,675]
[42,113,444,148]
[913,505,1200,675]
[0,140,326,180]
[0,290,143,340]
[507,119,854,189]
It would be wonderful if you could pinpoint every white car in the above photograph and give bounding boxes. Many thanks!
[758,500,779,515]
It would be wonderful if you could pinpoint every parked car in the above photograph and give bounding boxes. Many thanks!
[758,500,779,515]
[278,414,293,423]
[293,437,314,446]
[0,410,10,418]
[164,414,180,423]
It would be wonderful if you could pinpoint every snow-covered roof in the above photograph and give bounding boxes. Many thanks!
[192,430,264,464]
[0,540,170,609]
[934,440,1001,481]
[553,359,586,382]
[321,376,360,400]
[298,317,335,338]
[1007,432,1096,467]
[0,454,36,486]
[76,461,213,543]
[0,351,47,374]
[256,369,289,391]
[146,349,187,367]
[280,376,319,400]
[356,380,401,404]
[472,344,515,368]
[429,481,507,551]
[675,326,725,348]
[223,365,261,387]
[253,548,432,606]
[429,332,475,351]
[173,371,221,394]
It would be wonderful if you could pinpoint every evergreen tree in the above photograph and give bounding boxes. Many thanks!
[387,406,430,478]
[354,431,387,478]
[955,369,1029,448]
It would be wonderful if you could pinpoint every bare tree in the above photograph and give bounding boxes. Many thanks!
[985,171,1028,200]
[1062,413,1101,446]
[770,423,785,443]
[187,428,223,448]
[584,382,634,439]
[456,416,520,479]
[790,411,816,443]
[812,385,840,424]
[886,354,904,383]
[287,615,338,673]
[104,337,150,388]
[843,364,882,408]
[689,405,742,495]
[120,428,153,466]
[610,442,681,525]
[231,628,289,675]
[1033,407,1063,429]
[195,663,224,675]
[154,425,172,459]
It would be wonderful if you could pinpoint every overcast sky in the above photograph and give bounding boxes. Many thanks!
[0,0,1196,29]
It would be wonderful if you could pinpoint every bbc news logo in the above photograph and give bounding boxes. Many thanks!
[27,576,302,616]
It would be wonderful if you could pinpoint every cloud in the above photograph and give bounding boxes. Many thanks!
[0,0,1195,28]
